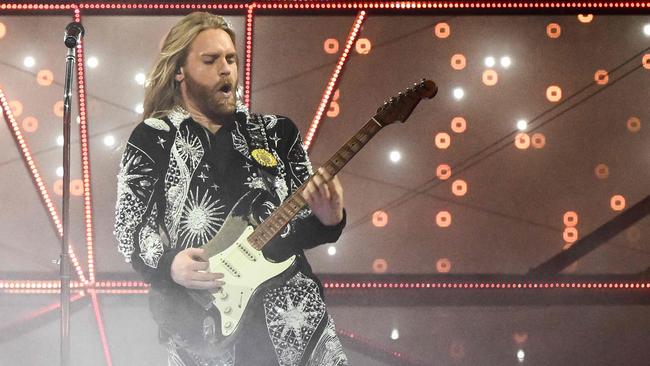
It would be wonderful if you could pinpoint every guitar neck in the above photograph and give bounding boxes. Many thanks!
[247,117,385,250]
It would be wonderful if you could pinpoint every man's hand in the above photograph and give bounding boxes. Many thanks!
[302,167,344,226]
[170,248,225,290]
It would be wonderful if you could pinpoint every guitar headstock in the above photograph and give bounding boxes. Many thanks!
[375,79,437,127]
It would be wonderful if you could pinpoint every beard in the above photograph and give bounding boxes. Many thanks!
[184,73,237,122]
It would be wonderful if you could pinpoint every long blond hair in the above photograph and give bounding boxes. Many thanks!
[143,12,236,119]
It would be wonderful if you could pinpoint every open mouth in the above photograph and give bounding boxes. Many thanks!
[218,84,233,96]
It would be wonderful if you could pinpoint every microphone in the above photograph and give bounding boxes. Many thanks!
[64,22,85,48]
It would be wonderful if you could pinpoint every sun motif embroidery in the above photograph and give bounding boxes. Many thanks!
[178,188,225,248]
[176,128,203,169]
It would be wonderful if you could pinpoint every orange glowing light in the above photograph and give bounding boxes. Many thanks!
[513,332,529,344]
[434,22,450,39]
[323,38,339,54]
[451,179,467,196]
[563,211,578,227]
[643,54,650,70]
[563,227,578,243]
[333,89,340,101]
[450,54,466,70]
[37,69,54,86]
[627,116,641,132]
[0,22,5,39]
[21,116,38,132]
[482,69,498,86]
[577,14,593,23]
[594,69,609,85]
[53,101,64,117]
[372,210,388,227]
[562,242,574,250]
[546,23,561,38]
[436,164,452,180]
[451,117,467,133]
[71,179,84,197]
[435,132,451,149]
[372,258,388,273]
[531,133,546,149]
[436,211,452,228]
[326,101,339,118]
[355,38,371,55]
[595,163,609,179]
[626,226,641,243]
[436,258,451,273]
[610,195,626,211]
[9,100,23,117]
[546,85,562,102]
[515,132,530,149]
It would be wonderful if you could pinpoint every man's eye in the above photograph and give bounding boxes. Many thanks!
[204,60,215,64]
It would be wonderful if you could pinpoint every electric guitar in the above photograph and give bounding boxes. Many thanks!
[149,79,438,357]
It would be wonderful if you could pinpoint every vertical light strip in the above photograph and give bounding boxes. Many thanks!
[90,290,114,366]
[244,4,255,108]
[0,88,87,283]
[74,9,96,284]
[303,10,366,151]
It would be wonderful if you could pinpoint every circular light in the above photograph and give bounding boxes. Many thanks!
[563,211,578,227]
[515,133,530,149]
[611,195,626,211]
[21,116,38,132]
[135,103,144,114]
[23,56,36,68]
[627,116,641,132]
[372,258,388,273]
[452,87,464,100]
[484,56,496,68]
[435,132,451,149]
[53,101,64,117]
[103,135,115,146]
[436,164,452,180]
[482,69,498,86]
[450,54,466,70]
[595,164,609,179]
[56,166,64,178]
[323,38,339,54]
[451,179,467,196]
[372,210,388,227]
[547,23,561,38]
[451,117,467,133]
[546,85,562,102]
[517,119,528,131]
[37,69,54,86]
[644,24,650,37]
[563,227,578,243]
[531,133,546,149]
[500,56,512,68]
[436,257,451,272]
[390,328,399,340]
[135,72,146,86]
[327,246,336,256]
[594,69,609,85]
[436,211,452,228]
[0,22,6,39]
[434,22,450,39]
[517,349,525,363]
[87,56,99,68]
[355,38,371,55]
[577,14,593,23]
[56,135,64,146]
[389,150,401,163]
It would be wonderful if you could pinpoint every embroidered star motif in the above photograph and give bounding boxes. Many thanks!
[270,132,281,147]
[156,136,166,148]
[212,183,219,191]
[243,162,253,172]
[197,172,208,183]
[203,163,211,171]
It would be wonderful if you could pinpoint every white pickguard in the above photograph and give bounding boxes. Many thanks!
[207,225,296,336]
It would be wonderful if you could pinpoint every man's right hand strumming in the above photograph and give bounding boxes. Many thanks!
[171,248,225,290]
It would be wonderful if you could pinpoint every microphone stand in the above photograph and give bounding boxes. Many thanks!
[61,22,82,366]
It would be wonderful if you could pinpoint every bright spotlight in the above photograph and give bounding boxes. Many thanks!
[390,328,399,340]
[56,166,64,178]
[327,246,336,256]
[87,56,99,68]
[135,72,146,86]
[389,150,401,163]
[23,56,35,68]
[517,119,528,131]
[484,56,496,67]
[56,135,64,146]
[500,56,512,68]
[453,87,464,100]
[135,103,144,114]
[103,135,116,147]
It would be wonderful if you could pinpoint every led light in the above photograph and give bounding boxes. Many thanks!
[327,246,336,256]
[23,56,35,68]
[484,56,496,67]
[135,103,144,114]
[56,135,64,146]
[452,87,464,100]
[644,24,650,37]
[390,328,399,340]
[56,166,64,178]
[389,150,401,163]
[87,56,99,68]
[500,56,512,68]
[517,119,528,131]
[135,72,146,86]
[103,135,115,146]
[517,349,525,363]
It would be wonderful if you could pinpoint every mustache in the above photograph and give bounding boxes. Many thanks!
[215,80,235,93]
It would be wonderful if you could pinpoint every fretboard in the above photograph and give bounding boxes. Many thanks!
[247,117,385,250]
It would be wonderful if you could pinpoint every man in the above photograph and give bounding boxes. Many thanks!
[114,12,348,366]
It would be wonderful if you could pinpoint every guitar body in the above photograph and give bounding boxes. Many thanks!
[150,189,299,357]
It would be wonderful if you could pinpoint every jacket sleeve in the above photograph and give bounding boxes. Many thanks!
[270,116,346,250]
[114,120,178,285]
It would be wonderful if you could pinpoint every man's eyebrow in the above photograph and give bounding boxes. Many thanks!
[200,52,236,57]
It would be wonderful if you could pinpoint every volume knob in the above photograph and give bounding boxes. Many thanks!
[218,291,228,300]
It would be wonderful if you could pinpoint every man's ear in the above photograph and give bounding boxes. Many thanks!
[175,67,184,82]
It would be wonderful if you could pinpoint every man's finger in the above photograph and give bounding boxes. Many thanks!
[188,271,224,282]
[188,260,210,271]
